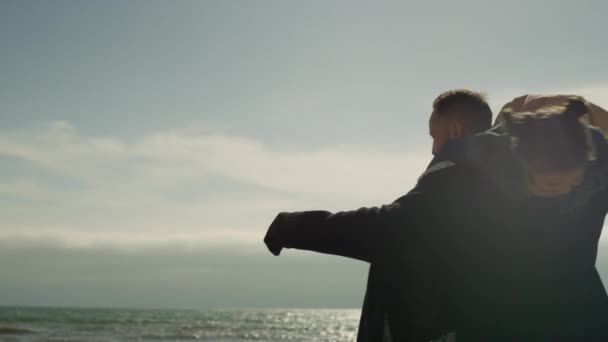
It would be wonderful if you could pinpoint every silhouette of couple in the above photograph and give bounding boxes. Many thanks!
[264,90,608,341]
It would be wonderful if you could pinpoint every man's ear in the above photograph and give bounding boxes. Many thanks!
[448,120,464,140]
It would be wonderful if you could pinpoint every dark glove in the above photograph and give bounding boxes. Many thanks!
[264,212,290,256]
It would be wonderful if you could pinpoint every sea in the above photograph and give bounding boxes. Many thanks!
[0,307,360,342]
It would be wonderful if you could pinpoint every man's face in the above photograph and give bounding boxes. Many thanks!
[526,167,585,197]
[429,111,461,155]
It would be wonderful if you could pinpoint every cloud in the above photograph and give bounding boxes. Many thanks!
[2,81,607,248]
[3,79,608,251]
[0,122,429,248]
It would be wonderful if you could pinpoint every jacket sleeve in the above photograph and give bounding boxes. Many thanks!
[263,163,464,263]
[265,201,413,263]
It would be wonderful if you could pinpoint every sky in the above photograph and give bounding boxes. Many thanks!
[1,0,608,309]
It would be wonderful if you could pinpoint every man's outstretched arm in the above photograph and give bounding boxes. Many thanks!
[263,200,414,263]
[263,162,463,263]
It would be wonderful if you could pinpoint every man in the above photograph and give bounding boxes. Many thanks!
[266,95,608,340]
[265,89,493,341]
[365,89,492,342]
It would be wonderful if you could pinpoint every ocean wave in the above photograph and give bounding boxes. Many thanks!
[0,326,35,335]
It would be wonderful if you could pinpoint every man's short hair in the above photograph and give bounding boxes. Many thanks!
[433,89,493,134]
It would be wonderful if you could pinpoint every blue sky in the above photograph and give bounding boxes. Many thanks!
[1,0,608,308]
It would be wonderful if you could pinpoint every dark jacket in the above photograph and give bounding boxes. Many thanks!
[358,157,458,342]
[264,125,608,341]
[265,158,487,341]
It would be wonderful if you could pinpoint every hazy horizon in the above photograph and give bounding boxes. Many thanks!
[2,0,608,309]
